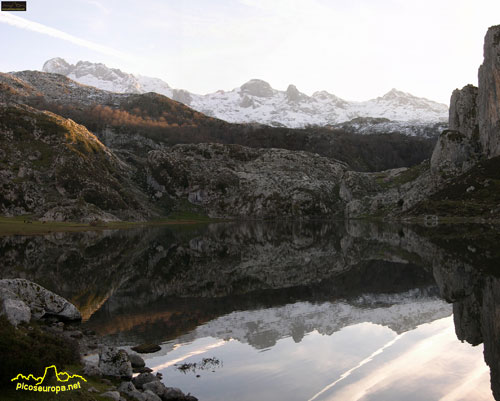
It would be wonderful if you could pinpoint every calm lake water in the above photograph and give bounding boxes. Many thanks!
[2,220,500,400]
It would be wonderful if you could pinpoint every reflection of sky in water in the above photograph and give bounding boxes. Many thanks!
[143,317,493,401]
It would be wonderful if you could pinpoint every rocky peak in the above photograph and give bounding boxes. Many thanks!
[172,89,193,105]
[449,84,479,140]
[286,84,303,102]
[42,57,71,75]
[73,60,130,81]
[478,25,500,158]
[382,88,408,99]
[42,58,171,96]
[240,79,274,98]
[430,85,481,175]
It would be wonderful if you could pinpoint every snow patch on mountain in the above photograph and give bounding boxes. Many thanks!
[42,58,448,131]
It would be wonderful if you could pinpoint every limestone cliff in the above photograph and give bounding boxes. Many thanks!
[431,85,481,174]
[478,24,500,158]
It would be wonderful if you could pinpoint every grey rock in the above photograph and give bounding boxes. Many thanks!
[134,367,153,374]
[132,372,159,389]
[163,387,198,400]
[0,279,81,322]
[82,361,102,377]
[118,381,146,401]
[142,380,167,396]
[143,390,162,401]
[128,352,146,368]
[99,347,133,379]
[101,391,121,401]
[0,298,31,326]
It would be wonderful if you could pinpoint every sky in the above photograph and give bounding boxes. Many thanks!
[1,0,500,104]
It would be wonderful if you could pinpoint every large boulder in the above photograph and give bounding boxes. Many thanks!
[1,298,31,326]
[0,279,81,324]
[132,372,159,389]
[98,347,133,379]
[478,24,500,158]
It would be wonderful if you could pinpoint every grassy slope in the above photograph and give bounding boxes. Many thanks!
[407,155,500,219]
[0,215,217,236]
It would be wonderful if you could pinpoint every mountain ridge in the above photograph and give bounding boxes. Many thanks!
[42,57,448,129]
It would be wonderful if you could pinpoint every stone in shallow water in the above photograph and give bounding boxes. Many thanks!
[132,372,159,389]
[131,343,161,354]
[142,380,166,396]
[128,352,146,368]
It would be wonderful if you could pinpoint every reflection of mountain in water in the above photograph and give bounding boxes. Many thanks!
[178,289,450,350]
[84,259,449,347]
[3,220,500,398]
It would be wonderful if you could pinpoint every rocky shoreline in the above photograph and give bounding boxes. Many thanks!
[0,278,198,401]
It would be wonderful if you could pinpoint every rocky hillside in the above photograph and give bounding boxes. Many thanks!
[148,143,377,218]
[403,24,500,219]
[0,104,154,221]
[1,24,499,222]
[42,57,448,130]
[0,70,436,172]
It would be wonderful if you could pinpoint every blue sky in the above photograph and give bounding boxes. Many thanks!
[1,0,499,103]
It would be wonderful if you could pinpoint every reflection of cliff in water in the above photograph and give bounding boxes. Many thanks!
[0,220,433,319]
[436,264,500,400]
[84,261,449,347]
[3,220,500,398]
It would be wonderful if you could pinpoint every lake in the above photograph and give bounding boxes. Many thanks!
[2,220,499,400]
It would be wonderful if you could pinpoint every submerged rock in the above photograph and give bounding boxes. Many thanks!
[132,343,162,354]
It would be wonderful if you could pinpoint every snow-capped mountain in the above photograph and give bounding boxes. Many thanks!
[42,57,174,97]
[42,58,448,130]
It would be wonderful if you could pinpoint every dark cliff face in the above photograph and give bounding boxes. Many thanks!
[445,272,500,399]
[479,25,500,158]
[430,85,480,174]
[431,25,500,173]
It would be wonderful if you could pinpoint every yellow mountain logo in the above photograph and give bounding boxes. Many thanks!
[12,365,86,393]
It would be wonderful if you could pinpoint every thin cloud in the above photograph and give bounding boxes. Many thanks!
[0,13,129,60]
